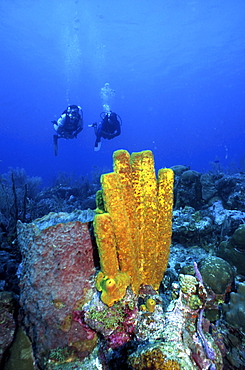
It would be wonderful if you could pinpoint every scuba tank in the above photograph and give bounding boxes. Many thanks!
[100,111,122,125]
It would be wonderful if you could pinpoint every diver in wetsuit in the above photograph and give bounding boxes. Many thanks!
[52,105,83,155]
[89,111,121,151]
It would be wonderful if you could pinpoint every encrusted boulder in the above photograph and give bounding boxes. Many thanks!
[232,224,245,250]
[172,206,214,246]
[216,173,245,211]
[223,282,245,332]
[218,224,245,275]
[198,256,235,295]
[173,169,203,210]
[200,172,222,204]
[17,210,98,369]
[3,327,35,370]
[171,164,189,177]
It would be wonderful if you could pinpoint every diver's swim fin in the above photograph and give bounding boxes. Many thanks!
[53,135,58,156]
[94,141,101,151]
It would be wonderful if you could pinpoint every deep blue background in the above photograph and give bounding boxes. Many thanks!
[0,0,244,185]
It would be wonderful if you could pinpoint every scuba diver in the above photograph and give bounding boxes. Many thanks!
[89,111,121,151]
[52,105,83,156]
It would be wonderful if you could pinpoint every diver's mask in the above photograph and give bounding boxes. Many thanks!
[68,109,78,120]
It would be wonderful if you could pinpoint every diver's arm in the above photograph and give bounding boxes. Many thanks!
[115,123,121,136]
[55,114,67,135]
[72,118,83,138]
[78,117,83,130]
[73,126,83,138]
[78,106,83,117]
[108,122,121,139]
[57,114,66,126]
[52,112,65,130]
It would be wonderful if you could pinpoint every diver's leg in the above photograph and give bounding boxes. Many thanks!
[53,135,59,156]
[94,132,102,151]
[94,140,101,151]
[93,124,98,135]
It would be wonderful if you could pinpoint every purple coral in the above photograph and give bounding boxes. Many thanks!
[194,261,203,284]
[105,304,137,349]
[197,308,215,361]
[194,262,216,368]
[105,331,133,348]
[72,310,96,340]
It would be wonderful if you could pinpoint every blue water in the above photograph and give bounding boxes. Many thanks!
[0,0,244,186]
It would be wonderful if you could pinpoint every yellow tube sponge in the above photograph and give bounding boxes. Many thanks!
[95,270,131,307]
[153,168,174,289]
[100,172,139,284]
[93,213,119,276]
[94,150,174,305]
[131,150,158,286]
[113,150,140,259]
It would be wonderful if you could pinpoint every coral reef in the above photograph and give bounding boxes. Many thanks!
[174,169,245,211]
[2,158,245,368]
[128,272,223,370]
[172,200,245,249]
[94,149,174,305]
[0,249,20,294]
[0,168,42,240]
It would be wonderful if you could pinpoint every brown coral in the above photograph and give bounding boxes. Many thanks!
[128,347,181,370]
